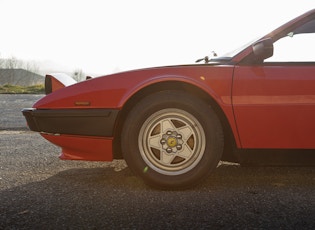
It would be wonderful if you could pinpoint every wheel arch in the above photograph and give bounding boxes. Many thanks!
[113,81,239,162]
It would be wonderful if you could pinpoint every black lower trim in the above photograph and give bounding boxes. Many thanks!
[22,108,119,137]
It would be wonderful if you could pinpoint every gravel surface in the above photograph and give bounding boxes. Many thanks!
[0,94,43,130]
[1,94,315,229]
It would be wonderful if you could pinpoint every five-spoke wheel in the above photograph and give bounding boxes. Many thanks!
[139,108,205,176]
[122,90,223,189]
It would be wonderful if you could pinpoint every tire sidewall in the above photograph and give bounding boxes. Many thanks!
[122,90,223,189]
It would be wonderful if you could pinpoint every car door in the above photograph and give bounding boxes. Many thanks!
[232,31,315,149]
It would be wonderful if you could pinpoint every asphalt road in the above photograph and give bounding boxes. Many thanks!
[1,94,315,229]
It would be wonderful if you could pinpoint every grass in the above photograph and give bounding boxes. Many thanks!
[0,84,45,94]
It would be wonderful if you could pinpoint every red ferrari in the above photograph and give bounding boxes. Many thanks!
[23,9,315,189]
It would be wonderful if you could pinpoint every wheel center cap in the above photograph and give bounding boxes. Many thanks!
[167,137,177,147]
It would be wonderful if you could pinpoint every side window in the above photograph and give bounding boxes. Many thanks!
[266,33,315,62]
[266,19,315,62]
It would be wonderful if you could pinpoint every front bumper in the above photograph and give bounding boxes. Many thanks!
[22,108,119,137]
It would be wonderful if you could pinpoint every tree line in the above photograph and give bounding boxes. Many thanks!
[0,56,86,82]
[0,56,39,74]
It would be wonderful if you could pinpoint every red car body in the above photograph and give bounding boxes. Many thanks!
[30,66,236,161]
[23,9,315,188]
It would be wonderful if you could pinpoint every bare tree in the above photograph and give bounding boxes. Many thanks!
[5,56,22,69]
[0,53,3,68]
[25,60,40,74]
[0,56,40,74]
[72,69,86,82]
[0,58,5,68]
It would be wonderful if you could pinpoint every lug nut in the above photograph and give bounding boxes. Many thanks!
[176,145,182,150]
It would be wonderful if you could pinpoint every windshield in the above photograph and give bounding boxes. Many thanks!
[196,35,265,64]
[217,37,260,58]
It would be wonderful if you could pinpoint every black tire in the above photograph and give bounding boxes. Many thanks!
[121,90,224,189]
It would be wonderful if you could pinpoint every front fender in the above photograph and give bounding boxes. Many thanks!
[34,66,233,111]
[118,67,233,108]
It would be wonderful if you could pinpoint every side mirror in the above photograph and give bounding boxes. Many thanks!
[252,38,273,60]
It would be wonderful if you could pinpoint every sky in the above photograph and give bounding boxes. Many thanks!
[0,0,314,76]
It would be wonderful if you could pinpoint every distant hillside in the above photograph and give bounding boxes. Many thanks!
[0,69,44,86]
